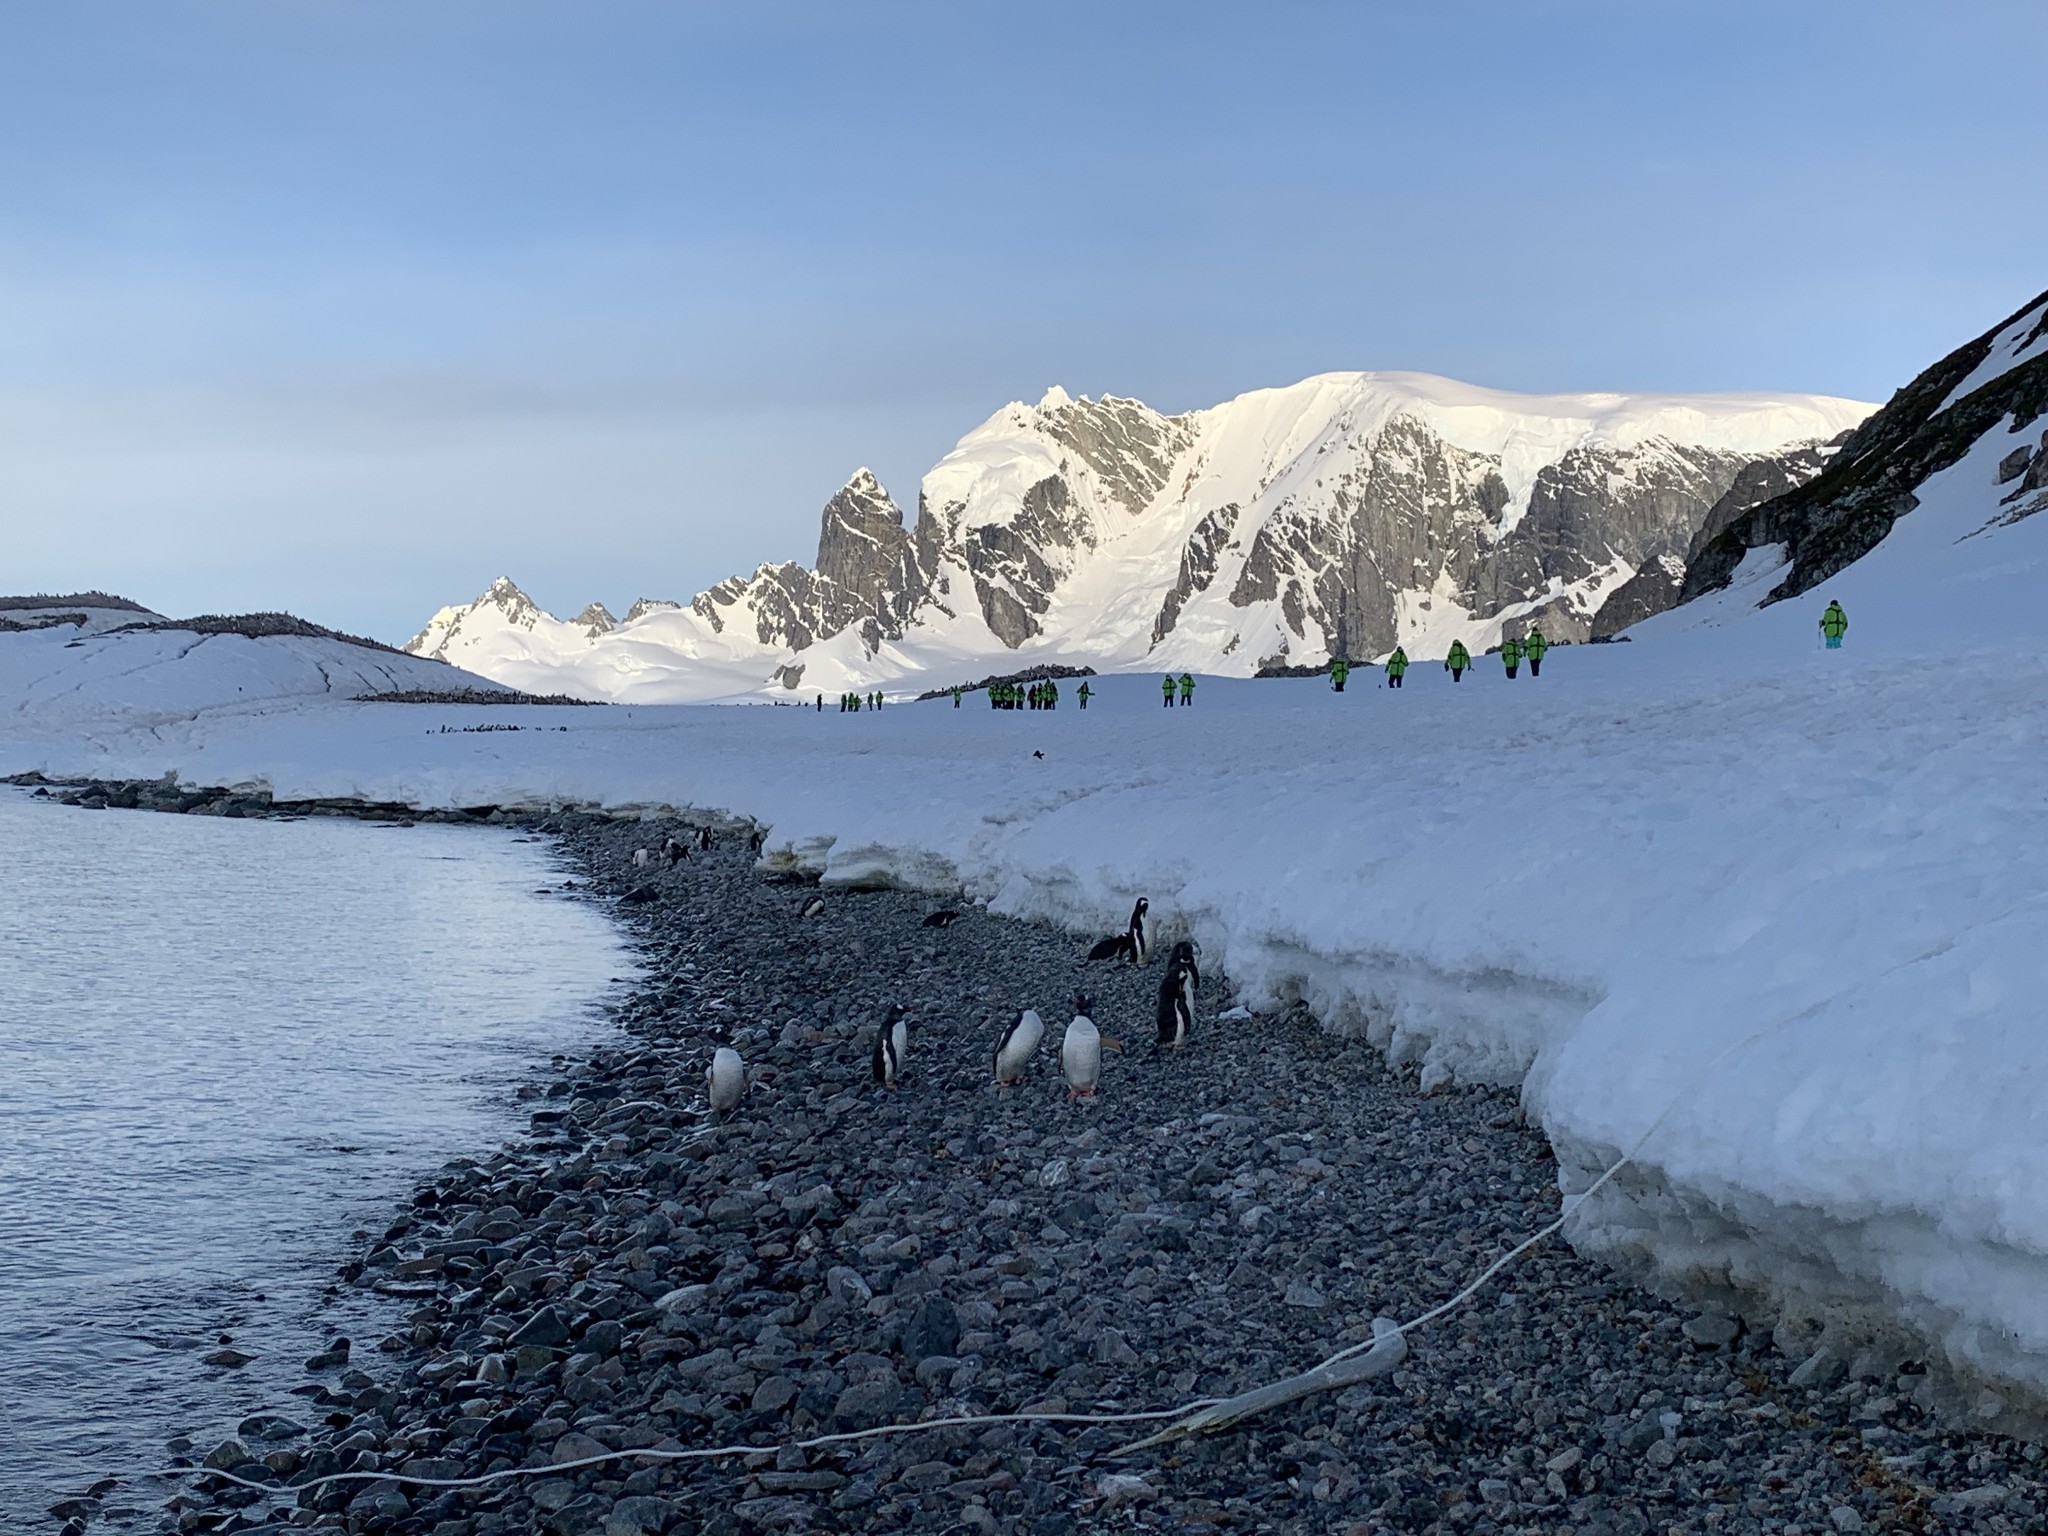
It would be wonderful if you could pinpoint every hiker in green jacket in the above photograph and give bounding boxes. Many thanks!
[951,685,961,708]
[1500,635,1523,680]
[1446,640,1471,682]
[1178,673,1195,706]
[1821,600,1848,649]
[1386,648,1408,689]
[1162,674,1176,708]
[1331,656,1350,692]
[1077,680,1092,709]
[1525,626,1549,677]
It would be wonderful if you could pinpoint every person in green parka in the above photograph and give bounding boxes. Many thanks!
[1524,626,1549,677]
[1500,634,1523,680]
[951,685,961,708]
[1446,640,1471,682]
[1077,680,1092,709]
[1330,655,1350,692]
[1821,600,1848,649]
[1162,674,1176,708]
[1178,673,1194,706]
[1386,647,1408,688]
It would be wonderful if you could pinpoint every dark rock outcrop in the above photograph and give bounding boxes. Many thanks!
[1680,288,2048,608]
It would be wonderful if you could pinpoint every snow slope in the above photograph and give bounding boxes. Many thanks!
[11,388,2048,1419]
[408,373,1870,703]
[0,623,508,754]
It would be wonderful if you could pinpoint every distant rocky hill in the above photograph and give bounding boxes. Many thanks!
[407,372,1872,702]
[1676,287,2048,609]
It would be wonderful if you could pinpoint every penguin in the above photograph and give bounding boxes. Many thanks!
[697,825,714,851]
[1087,898,1152,963]
[991,1008,1044,1086]
[871,1003,910,1088]
[922,909,960,929]
[1061,995,1102,1099]
[1155,940,1200,1049]
[798,894,826,919]
[630,846,652,868]
[661,836,688,868]
[1125,898,1154,965]
[748,829,765,853]
[707,1046,746,1114]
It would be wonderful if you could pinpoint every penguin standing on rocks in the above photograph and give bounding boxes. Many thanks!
[798,894,826,919]
[661,836,688,868]
[991,1008,1045,1086]
[1087,898,1153,963]
[1155,941,1200,1049]
[707,1046,746,1115]
[1061,995,1102,1099]
[697,825,714,851]
[871,1003,911,1089]
[631,847,651,868]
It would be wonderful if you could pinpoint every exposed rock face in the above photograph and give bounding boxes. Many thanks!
[623,599,681,624]
[1681,289,2048,608]
[407,371,1872,698]
[572,603,617,638]
[1591,435,1847,638]
[812,468,922,638]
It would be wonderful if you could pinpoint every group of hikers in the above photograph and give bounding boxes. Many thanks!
[980,678,1087,710]
[825,601,1852,715]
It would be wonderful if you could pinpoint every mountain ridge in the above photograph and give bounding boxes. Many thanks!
[407,370,1872,701]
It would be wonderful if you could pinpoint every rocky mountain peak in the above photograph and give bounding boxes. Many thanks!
[572,602,617,638]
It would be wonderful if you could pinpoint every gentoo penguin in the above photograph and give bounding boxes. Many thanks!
[706,1046,746,1114]
[1086,898,1153,964]
[697,824,714,851]
[661,836,688,868]
[871,1004,911,1089]
[1155,940,1200,1049]
[921,909,961,929]
[1061,995,1102,1099]
[991,1008,1045,1086]
[748,829,766,854]
[798,894,826,919]
[630,846,652,868]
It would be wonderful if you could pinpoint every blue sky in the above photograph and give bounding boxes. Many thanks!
[3,1,2043,641]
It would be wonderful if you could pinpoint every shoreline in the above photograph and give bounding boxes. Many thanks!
[76,785,2031,1536]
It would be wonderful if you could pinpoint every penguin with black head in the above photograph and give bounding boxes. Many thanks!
[1086,897,1152,963]
[871,1003,911,1089]
[1155,940,1201,1049]
[990,1007,1044,1086]
[1061,994,1102,1099]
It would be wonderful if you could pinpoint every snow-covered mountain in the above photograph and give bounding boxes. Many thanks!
[407,373,1873,701]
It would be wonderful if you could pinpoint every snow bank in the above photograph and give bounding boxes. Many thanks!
[8,438,2048,1416]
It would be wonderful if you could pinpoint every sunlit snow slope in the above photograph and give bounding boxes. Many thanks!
[407,374,1870,702]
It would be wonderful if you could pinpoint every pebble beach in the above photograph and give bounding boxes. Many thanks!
[121,805,2047,1536]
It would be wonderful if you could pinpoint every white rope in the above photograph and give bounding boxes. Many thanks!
[162,1403,1221,1496]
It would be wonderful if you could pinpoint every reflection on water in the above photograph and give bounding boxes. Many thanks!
[0,792,628,1524]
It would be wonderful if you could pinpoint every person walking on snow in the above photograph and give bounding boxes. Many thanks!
[1821,600,1848,649]
[1500,635,1523,679]
[1331,656,1350,692]
[952,685,961,708]
[1446,640,1471,682]
[1178,673,1195,706]
[1386,647,1408,689]
[1524,626,1549,677]
[1162,675,1176,708]
[1077,680,1092,709]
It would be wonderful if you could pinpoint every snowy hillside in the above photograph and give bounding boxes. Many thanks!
[0,613,508,760]
[407,373,1871,702]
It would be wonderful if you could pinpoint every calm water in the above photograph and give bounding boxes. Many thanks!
[0,791,629,1525]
